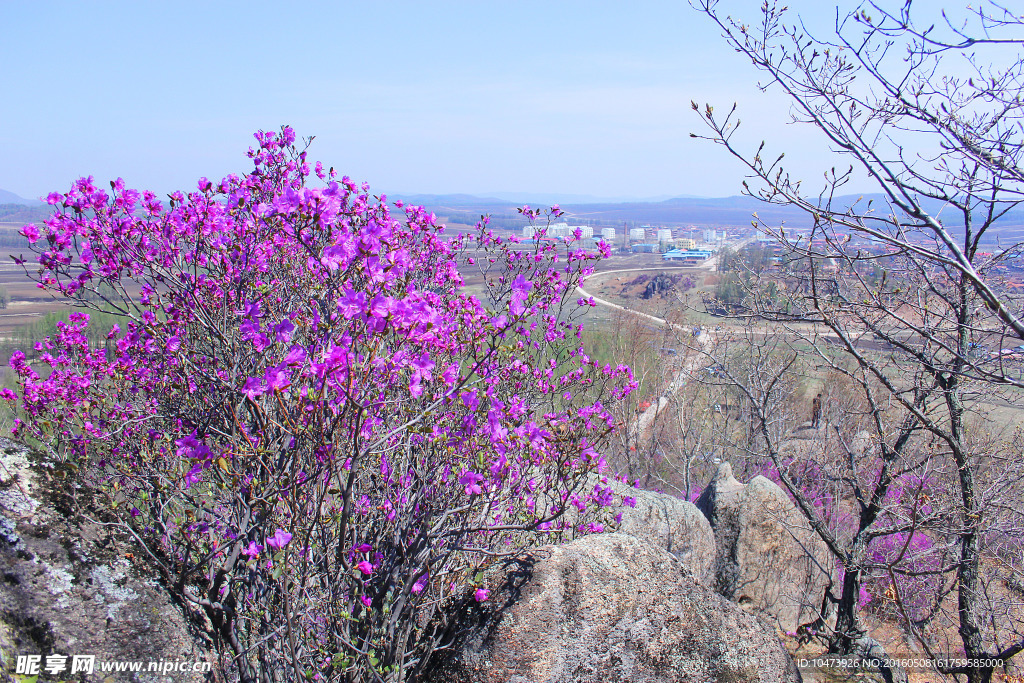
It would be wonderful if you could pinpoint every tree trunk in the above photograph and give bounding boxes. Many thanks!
[831,564,866,655]
[946,277,993,683]
[948,386,990,683]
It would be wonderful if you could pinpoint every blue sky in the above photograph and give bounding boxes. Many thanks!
[2,1,871,202]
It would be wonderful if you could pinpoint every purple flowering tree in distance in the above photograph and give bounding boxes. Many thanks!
[7,127,634,682]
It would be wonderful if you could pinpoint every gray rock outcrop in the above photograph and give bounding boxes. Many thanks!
[598,477,714,584]
[697,462,831,634]
[435,533,801,683]
[0,439,211,682]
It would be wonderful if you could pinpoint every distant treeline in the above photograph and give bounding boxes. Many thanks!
[437,210,532,231]
[406,194,1024,243]
[0,228,31,249]
[0,200,44,249]
[0,203,51,224]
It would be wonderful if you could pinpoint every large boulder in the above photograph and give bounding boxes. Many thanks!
[696,462,831,634]
[0,439,212,682]
[598,477,714,584]
[434,533,801,683]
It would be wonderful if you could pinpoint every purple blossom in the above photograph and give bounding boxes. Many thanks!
[264,364,291,392]
[284,345,306,366]
[461,389,480,412]
[240,320,261,342]
[176,433,212,462]
[239,300,261,319]
[321,243,351,271]
[459,470,484,496]
[410,352,434,380]
[274,318,295,343]
[509,273,533,316]
[242,376,265,400]
[183,463,203,488]
[267,529,292,550]
[20,224,40,243]
[337,287,367,319]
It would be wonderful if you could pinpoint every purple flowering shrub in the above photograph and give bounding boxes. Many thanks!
[7,128,633,682]
[864,530,944,621]
[754,450,948,625]
[754,457,835,520]
[860,473,947,623]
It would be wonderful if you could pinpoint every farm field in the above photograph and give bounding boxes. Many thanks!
[0,247,74,340]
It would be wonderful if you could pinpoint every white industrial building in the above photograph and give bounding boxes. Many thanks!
[657,229,673,242]
[522,223,593,240]
[601,227,616,240]
[703,228,719,243]
[629,228,646,242]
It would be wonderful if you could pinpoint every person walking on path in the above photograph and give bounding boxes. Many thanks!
[811,393,822,429]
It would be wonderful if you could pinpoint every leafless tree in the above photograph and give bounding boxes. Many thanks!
[691,2,1024,680]
[678,316,951,683]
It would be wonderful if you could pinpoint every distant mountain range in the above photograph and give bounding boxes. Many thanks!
[392,192,1024,247]
[393,191,887,220]
[0,186,48,224]
[480,192,691,204]
[3,187,1022,246]
[0,189,40,206]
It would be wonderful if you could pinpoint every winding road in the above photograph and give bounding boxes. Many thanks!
[576,265,714,441]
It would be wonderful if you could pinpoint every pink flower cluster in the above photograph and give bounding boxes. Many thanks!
[6,126,635,679]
